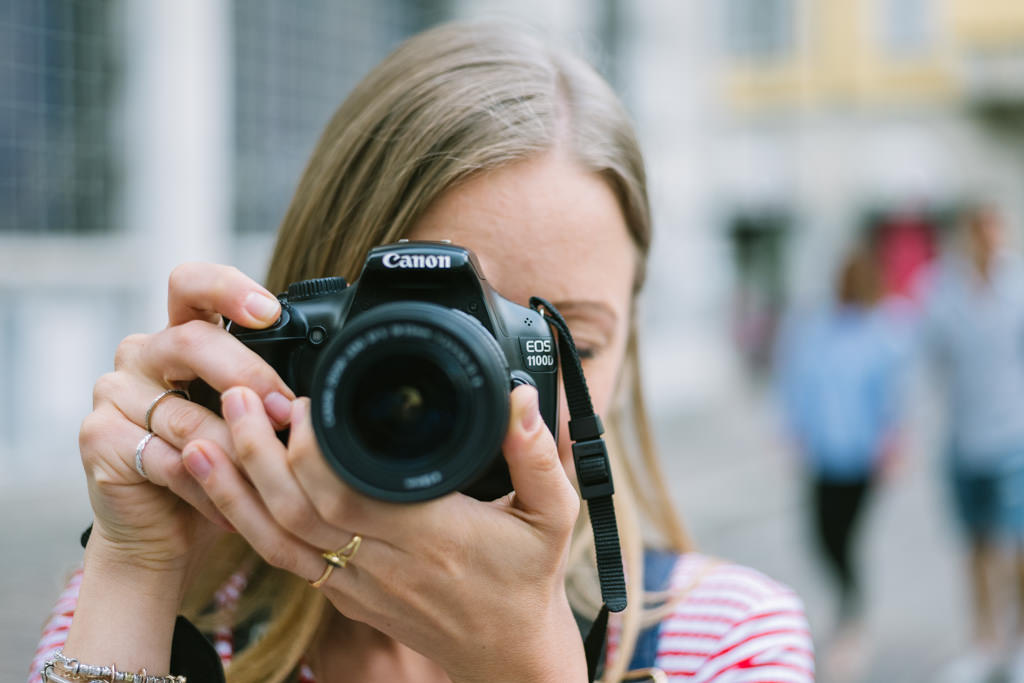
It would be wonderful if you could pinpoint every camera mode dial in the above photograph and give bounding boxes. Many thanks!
[287,277,348,301]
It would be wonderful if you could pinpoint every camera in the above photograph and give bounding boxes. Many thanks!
[226,241,559,502]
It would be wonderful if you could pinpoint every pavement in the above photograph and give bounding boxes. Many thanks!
[656,381,974,682]
[0,380,987,682]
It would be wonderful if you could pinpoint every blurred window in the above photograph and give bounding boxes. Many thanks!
[233,0,449,234]
[0,1,119,234]
[729,213,790,373]
[879,0,933,57]
[725,0,795,61]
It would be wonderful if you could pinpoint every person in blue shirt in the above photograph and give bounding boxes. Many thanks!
[776,245,910,674]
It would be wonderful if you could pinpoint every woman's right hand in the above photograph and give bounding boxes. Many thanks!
[78,263,296,573]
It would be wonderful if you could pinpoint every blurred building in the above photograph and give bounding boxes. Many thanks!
[0,0,658,487]
[3,0,1024,487]
[0,1,453,485]
[712,0,1024,370]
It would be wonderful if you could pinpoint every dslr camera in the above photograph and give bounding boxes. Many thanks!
[227,241,559,502]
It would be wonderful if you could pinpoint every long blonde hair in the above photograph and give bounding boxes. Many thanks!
[183,20,691,683]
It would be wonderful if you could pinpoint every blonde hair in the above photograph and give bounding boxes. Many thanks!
[183,20,691,683]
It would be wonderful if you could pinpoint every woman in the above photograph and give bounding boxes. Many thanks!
[776,246,908,678]
[31,21,812,683]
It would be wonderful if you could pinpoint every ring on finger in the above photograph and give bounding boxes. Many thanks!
[310,563,335,589]
[309,535,362,588]
[145,388,190,433]
[135,432,157,479]
[323,534,362,569]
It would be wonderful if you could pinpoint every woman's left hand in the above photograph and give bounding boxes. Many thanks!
[182,383,587,683]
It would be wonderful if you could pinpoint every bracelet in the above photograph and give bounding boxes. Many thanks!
[43,650,186,683]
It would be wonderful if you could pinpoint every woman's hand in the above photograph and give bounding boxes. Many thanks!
[79,263,295,573]
[184,384,587,683]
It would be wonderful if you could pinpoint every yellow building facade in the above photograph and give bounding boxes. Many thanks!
[724,0,1024,110]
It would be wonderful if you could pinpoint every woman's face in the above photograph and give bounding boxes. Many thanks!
[407,151,637,473]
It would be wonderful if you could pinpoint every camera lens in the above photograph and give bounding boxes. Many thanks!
[310,301,511,502]
[350,352,459,460]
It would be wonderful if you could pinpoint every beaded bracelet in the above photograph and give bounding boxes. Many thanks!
[42,649,186,683]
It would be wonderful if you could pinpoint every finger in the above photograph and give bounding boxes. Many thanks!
[79,406,234,532]
[182,439,382,589]
[97,371,233,450]
[501,385,579,529]
[95,369,274,457]
[167,262,281,329]
[221,387,348,550]
[137,431,236,533]
[127,319,294,403]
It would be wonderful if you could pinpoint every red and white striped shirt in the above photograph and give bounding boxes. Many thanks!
[30,567,83,681]
[30,553,813,682]
[607,553,814,682]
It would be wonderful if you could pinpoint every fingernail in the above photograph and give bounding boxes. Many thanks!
[244,292,280,324]
[519,387,541,432]
[221,388,248,422]
[183,444,213,482]
[264,392,292,425]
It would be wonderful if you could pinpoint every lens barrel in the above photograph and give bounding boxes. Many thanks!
[310,302,510,502]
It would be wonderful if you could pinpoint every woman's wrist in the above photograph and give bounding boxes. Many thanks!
[86,518,197,575]
[524,602,590,683]
[83,532,191,596]
[60,533,190,676]
[447,595,589,683]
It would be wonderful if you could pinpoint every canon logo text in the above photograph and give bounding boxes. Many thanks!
[383,253,452,269]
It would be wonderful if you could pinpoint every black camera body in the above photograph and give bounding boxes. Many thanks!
[228,241,559,502]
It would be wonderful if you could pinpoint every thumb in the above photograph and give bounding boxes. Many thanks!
[501,385,579,528]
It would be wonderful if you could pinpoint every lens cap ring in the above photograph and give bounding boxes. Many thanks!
[310,301,510,502]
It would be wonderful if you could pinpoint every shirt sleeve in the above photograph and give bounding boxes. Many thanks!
[688,589,814,683]
[28,566,83,683]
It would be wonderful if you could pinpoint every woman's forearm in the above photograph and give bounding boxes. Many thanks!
[60,537,189,676]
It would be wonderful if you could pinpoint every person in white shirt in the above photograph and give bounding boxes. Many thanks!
[926,204,1024,683]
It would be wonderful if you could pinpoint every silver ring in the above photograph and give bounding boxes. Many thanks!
[135,432,156,479]
[145,388,189,433]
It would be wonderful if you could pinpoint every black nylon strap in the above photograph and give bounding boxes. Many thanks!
[530,296,626,611]
[529,297,627,680]
[583,605,610,682]
[586,496,627,610]
[528,297,597,422]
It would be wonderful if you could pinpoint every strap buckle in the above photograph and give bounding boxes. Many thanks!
[573,438,614,499]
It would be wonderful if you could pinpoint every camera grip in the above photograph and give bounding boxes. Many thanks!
[187,378,223,417]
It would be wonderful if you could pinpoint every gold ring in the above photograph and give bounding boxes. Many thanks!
[309,535,361,589]
[322,535,362,569]
[309,562,334,589]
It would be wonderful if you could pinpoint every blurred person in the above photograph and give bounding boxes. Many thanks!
[776,245,910,680]
[28,21,814,683]
[924,204,1024,683]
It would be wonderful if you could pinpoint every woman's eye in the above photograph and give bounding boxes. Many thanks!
[576,347,596,360]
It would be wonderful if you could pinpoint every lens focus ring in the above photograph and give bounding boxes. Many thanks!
[309,301,510,502]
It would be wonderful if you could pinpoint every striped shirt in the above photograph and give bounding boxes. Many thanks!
[609,553,814,681]
[31,553,813,682]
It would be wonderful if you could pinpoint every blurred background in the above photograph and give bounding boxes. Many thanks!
[4,0,1024,681]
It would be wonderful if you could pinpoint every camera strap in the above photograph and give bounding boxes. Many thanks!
[530,297,627,682]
